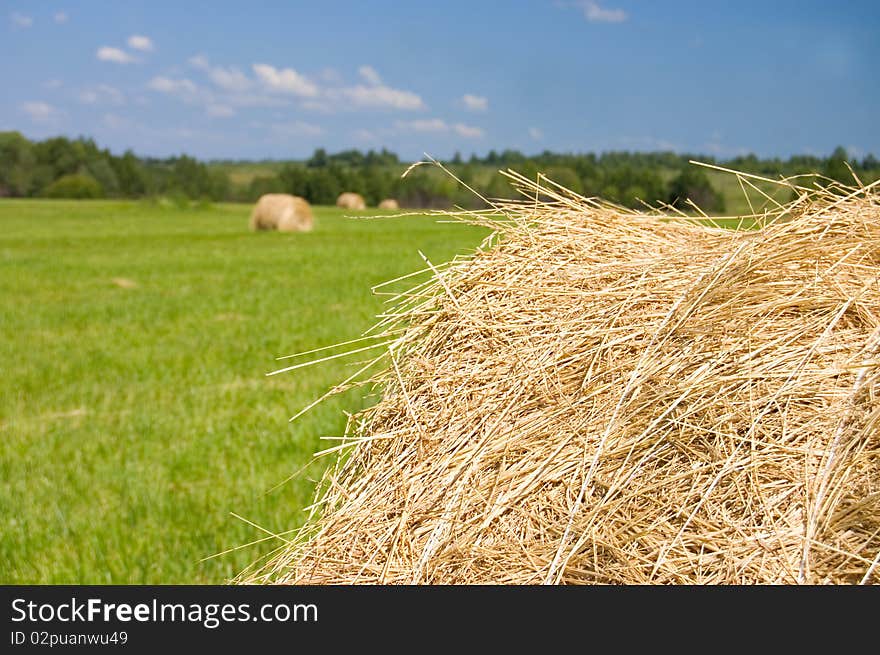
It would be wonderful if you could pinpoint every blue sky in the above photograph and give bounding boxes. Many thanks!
[3,1,878,160]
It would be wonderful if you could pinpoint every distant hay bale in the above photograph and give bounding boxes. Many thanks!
[336,192,366,210]
[378,198,400,210]
[242,170,880,585]
[249,194,313,232]
[111,277,137,289]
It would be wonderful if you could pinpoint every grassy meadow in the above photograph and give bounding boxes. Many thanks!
[0,199,489,583]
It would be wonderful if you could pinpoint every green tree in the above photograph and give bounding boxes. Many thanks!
[543,166,584,196]
[306,148,328,168]
[247,175,286,200]
[0,131,36,196]
[600,184,621,203]
[168,155,227,199]
[306,168,342,205]
[112,150,149,197]
[278,165,310,198]
[340,167,366,199]
[44,174,104,199]
[86,159,120,196]
[485,173,515,201]
[822,146,852,186]
[361,167,392,206]
[207,169,230,200]
[622,185,647,208]
[667,168,724,212]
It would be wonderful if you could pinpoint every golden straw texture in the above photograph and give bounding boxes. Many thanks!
[241,170,880,584]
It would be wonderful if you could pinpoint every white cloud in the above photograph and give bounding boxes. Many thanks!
[152,68,289,111]
[208,66,251,93]
[21,101,58,123]
[11,12,33,28]
[79,84,126,106]
[300,99,334,113]
[102,113,132,130]
[226,94,290,108]
[359,65,382,86]
[341,84,425,110]
[189,55,252,93]
[461,94,488,112]
[54,12,68,24]
[271,121,324,138]
[395,119,483,138]
[145,59,426,127]
[97,47,136,64]
[453,123,484,138]
[185,62,423,114]
[319,67,342,84]
[148,76,198,96]
[576,1,628,23]
[396,118,449,132]
[43,79,63,90]
[253,64,318,97]
[206,104,236,118]
[189,54,210,70]
[353,128,379,142]
[528,127,544,141]
[171,128,196,139]
[616,135,680,151]
[127,35,154,52]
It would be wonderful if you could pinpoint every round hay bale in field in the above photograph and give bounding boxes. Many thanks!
[249,194,313,232]
[336,192,366,210]
[242,171,880,585]
[378,198,400,210]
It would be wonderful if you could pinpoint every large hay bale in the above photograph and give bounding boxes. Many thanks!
[244,172,880,585]
[249,194,313,232]
[336,192,366,210]
[378,198,400,210]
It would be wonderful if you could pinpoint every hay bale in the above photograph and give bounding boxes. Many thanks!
[111,277,137,289]
[378,198,400,210]
[243,172,880,585]
[336,192,366,210]
[249,194,313,232]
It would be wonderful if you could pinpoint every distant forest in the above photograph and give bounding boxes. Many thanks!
[2,131,877,211]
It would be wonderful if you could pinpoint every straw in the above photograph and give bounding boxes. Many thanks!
[239,169,880,584]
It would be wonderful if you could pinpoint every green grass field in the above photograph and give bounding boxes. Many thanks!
[0,199,489,583]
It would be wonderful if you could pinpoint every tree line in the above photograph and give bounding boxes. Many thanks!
[2,131,876,211]
[0,131,229,202]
